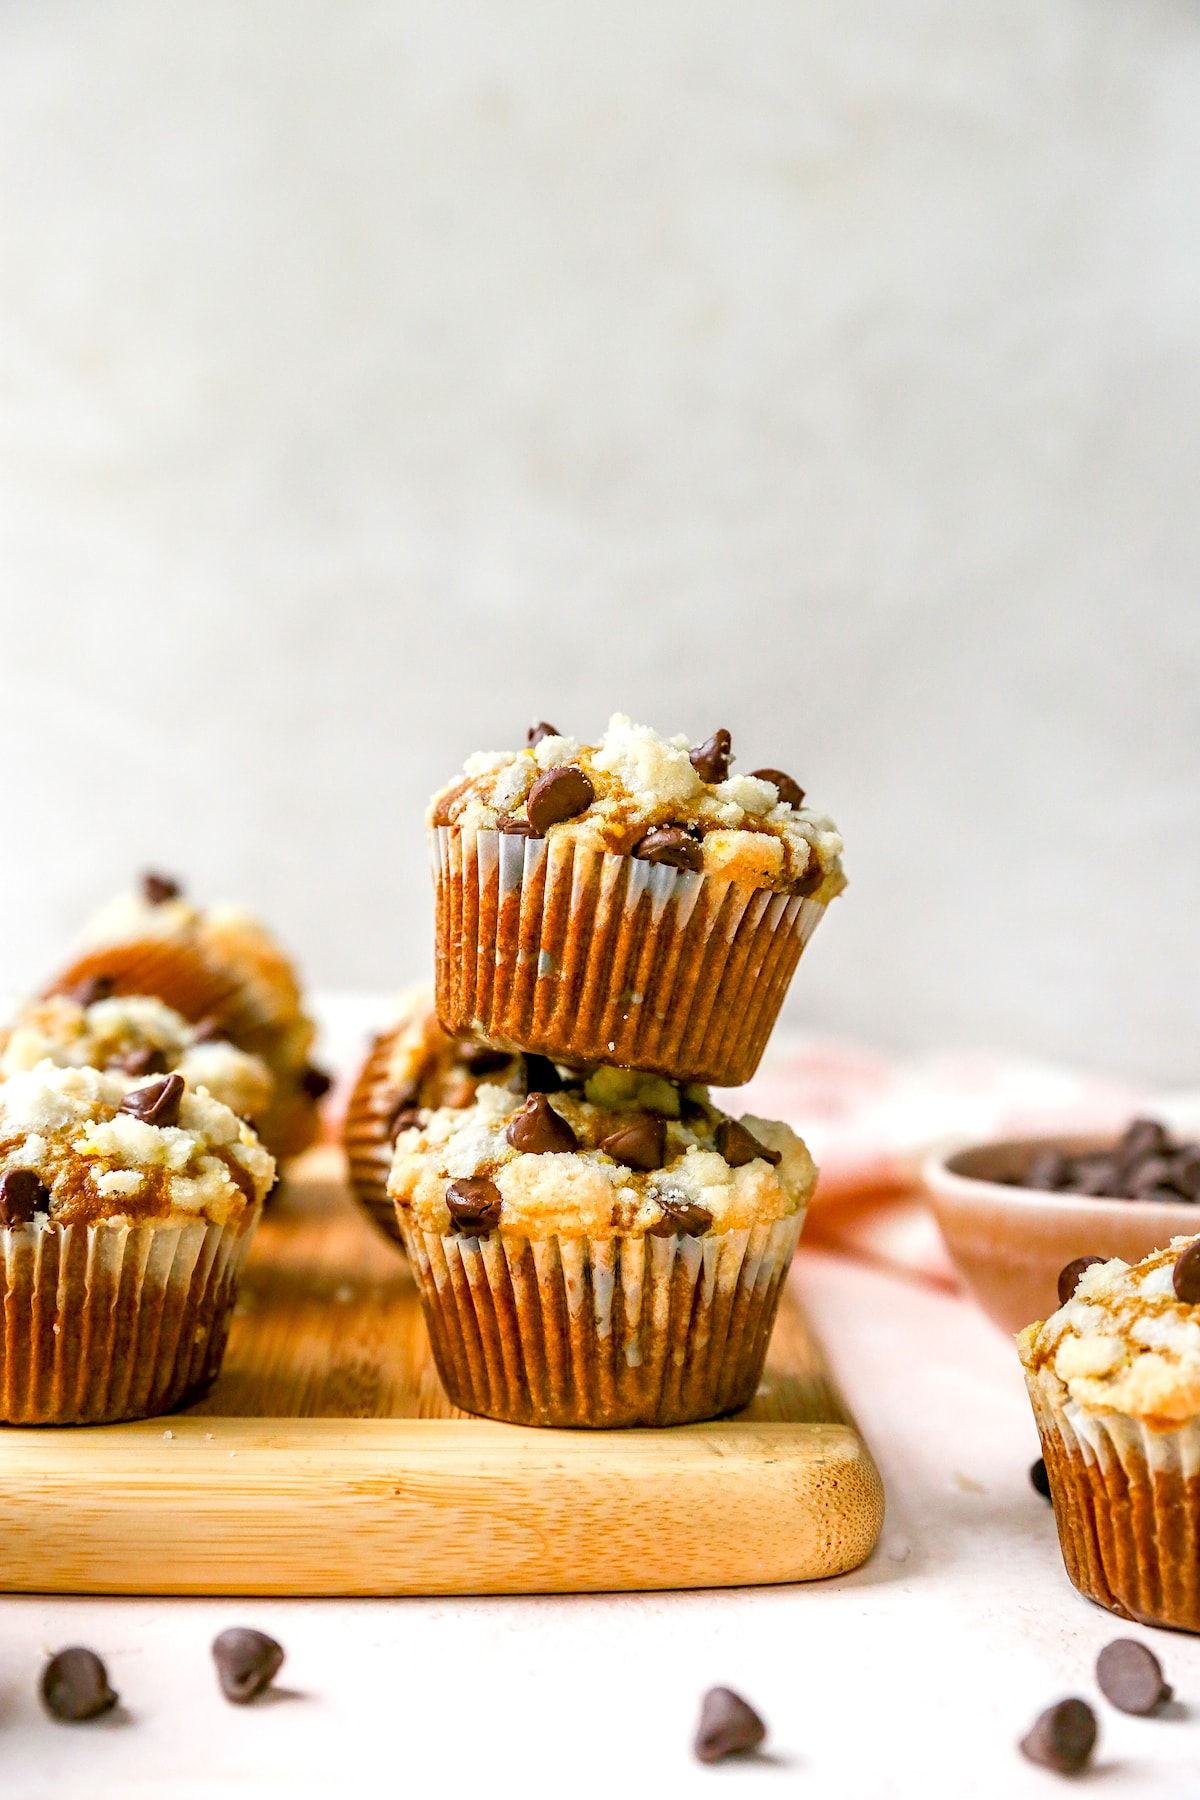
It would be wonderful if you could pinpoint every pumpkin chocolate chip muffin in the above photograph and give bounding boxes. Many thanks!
[1019,1238,1200,1631]
[428,714,844,1086]
[388,1064,815,1426]
[0,1063,273,1423]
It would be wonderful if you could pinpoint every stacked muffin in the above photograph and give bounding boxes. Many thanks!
[350,713,844,1428]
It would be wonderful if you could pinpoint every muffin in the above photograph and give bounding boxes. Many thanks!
[343,988,526,1247]
[0,1062,273,1423]
[0,993,275,1129]
[388,1064,815,1426]
[428,714,844,1087]
[1019,1238,1200,1631]
[46,873,328,1159]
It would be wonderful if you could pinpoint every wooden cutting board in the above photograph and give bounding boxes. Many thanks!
[0,1148,884,1596]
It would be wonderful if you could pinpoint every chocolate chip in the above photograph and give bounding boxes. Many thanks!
[506,1093,578,1154]
[748,767,805,809]
[445,1176,503,1236]
[1173,1241,1200,1304]
[650,1195,713,1237]
[793,862,826,898]
[211,1628,284,1705]
[693,1687,766,1763]
[191,1015,227,1044]
[689,729,732,785]
[527,721,561,747]
[458,1042,513,1075]
[40,1647,118,1722]
[1027,1150,1068,1191]
[1019,1698,1097,1775]
[387,1104,423,1144]
[1096,1639,1171,1715]
[1171,1149,1200,1200]
[300,1065,332,1100]
[1057,1256,1105,1307]
[0,1168,50,1226]
[141,871,181,906]
[119,1046,169,1078]
[1030,1457,1052,1501]
[117,1072,186,1128]
[1129,1156,1180,1196]
[525,765,595,835]
[1119,1117,1170,1162]
[69,974,114,1007]
[632,827,704,873]
[521,1054,565,1094]
[497,815,536,837]
[601,1117,666,1172]
[715,1118,782,1168]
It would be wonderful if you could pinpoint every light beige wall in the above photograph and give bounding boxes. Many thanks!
[1,0,1197,1081]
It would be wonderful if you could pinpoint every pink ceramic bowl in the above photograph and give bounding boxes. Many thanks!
[922,1134,1200,1336]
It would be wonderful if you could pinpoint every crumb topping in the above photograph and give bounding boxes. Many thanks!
[427,713,845,899]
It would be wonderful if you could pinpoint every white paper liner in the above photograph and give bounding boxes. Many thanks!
[399,1210,804,1427]
[432,826,825,1085]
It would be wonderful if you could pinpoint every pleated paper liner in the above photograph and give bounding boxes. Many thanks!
[398,1212,804,1428]
[343,1023,406,1247]
[0,1208,259,1425]
[432,827,826,1088]
[1028,1380,1200,1632]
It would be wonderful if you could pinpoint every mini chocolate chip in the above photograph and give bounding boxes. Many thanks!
[601,1117,666,1172]
[117,1072,185,1128]
[458,1042,513,1074]
[527,721,561,747]
[715,1118,782,1168]
[120,1046,169,1078]
[1173,1241,1200,1304]
[40,1647,118,1722]
[0,1168,50,1227]
[506,1093,578,1154]
[1027,1150,1068,1191]
[445,1176,503,1235]
[521,1054,565,1094]
[1096,1639,1171,1715]
[69,974,114,1008]
[694,1687,766,1763]
[190,1015,228,1044]
[141,871,181,905]
[1119,1117,1170,1162]
[387,1105,423,1144]
[1019,1698,1097,1775]
[1057,1256,1105,1307]
[689,729,732,785]
[1030,1457,1052,1501]
[650,1196,713,1237]
[525,765,595,835]
[300,1065,332,1100]
[748,767,805,809]
[211,1628,284,1705]
[497,814,536,837]
[632,827,704,873]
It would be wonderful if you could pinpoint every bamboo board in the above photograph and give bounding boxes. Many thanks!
[0,1148,884,1596]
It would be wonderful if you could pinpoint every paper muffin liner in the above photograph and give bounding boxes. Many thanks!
[432,827,826,1086]
[397,1210,804,1427]
[1027,1377,1200,1632]
[0,1209,259,1425]
[343,1023,405,1248]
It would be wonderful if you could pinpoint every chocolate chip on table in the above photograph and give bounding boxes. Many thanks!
[1096,1639,1172,1715]
[40,1647,118,1722]
[1030,1457,1052,1501]
[601,1116,667,1172]
[1019,1698,1097,1775]
[117,1072,186,1128]
[141,871,181,905]
[716,1118,782,1169]
[212,1628,285,1705]
[300,1065,333,1100]
[525,765,595,836]
[632,827,704,873]
[527,721,561,747]
[1057,1256,1105,1307]
[69,974,115,1008]
[748,767,805,810]
[1173,1241,1200,1304]
[689,729,732,785]
[0,1168,50,1227]
[445,1176,503,1236]
[521,1054,566,1094]
[506,1093,578,1154]
[650,1195,713,1237]
[120,1046,169,1078]
[693,1686,767,1763]
[458,1042,512,1075]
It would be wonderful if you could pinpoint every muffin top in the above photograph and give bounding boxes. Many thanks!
[428,713,844,899]
[388,1063,816,1240]
[1019,1239,1200,1428]
[0,994,275,1126]
[0,1063,275,1229]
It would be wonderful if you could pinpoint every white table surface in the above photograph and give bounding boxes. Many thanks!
[3,1247,1197,1800]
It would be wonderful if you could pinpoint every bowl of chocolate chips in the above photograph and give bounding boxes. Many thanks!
[923,1117,1200,1334]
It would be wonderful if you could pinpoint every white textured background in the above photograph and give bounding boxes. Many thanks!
[1,0,1198,1082]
